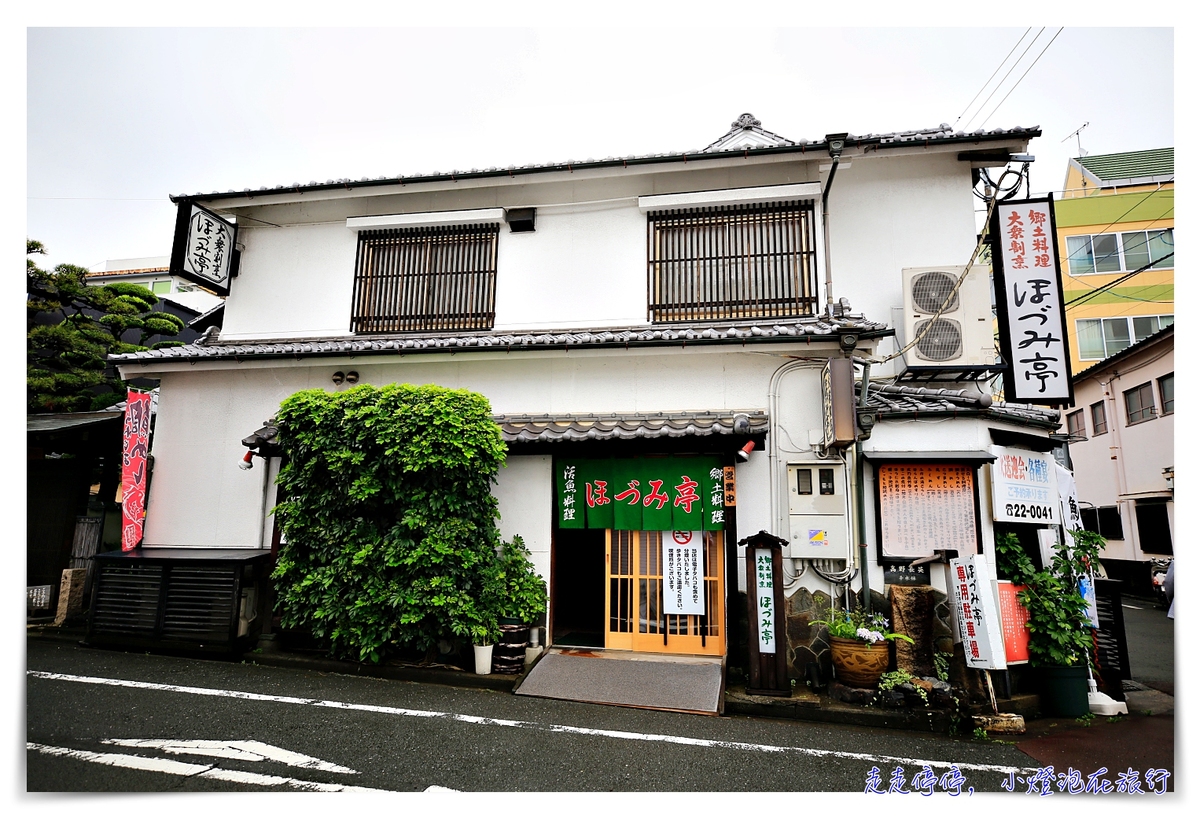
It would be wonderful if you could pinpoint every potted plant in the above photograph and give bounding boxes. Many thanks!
[811,606,914,688]
[469,618,501,676]
[490,536,548,673]
[995,528,1101,716]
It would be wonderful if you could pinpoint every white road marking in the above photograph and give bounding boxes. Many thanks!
[100,739,358,774]
[29,669,1038,775]
[1122,604,1143,610]
[26,742,387,792]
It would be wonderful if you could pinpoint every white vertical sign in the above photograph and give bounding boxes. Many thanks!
[754,548,776,654]
[949,554,1006,669]
[993,197,1072,404]
[662,531,704,615]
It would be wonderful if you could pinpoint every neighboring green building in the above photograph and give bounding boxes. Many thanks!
[1055,148,1174,377]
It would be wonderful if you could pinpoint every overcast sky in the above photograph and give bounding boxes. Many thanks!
[26,25,1173,271]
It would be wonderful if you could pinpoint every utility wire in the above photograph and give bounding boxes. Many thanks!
[978,27,1064,130]
[962,28,1045,132]
[953,28,1032,128]
[1064,253,1174,308]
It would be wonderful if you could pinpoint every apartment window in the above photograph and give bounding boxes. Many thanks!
[1158,373,1174,415]
[1065,228,1174,275]
[1066,410,1086,440]
[1081,505,1124,540]
[1135,499,1173,556]
[351,224,499,333]
[1075,314,1173,360]
[1090,401,1108,435]
[1124,381,1157,424]
[647,201,818,323]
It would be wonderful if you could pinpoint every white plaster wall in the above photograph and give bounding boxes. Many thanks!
[138,343,839,551]
[221,222,358,340]
[208,151,976,342]
[493,202,648,330]
[494,455,553,586]
[829,153,978,324]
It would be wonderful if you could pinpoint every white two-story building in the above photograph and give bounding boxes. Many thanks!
[106,115,1062,696]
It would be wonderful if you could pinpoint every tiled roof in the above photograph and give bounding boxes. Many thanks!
[495,411,768,444]
[171,123,1040,203]
[1077,148,1173,182]
[109,315,892,364]
[860,382,1060,429]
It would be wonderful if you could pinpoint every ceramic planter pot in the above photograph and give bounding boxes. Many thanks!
[473,643,494,675]
[830,636,890,688]
[1039,665,1090,717]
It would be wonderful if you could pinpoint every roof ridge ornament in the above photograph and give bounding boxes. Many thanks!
[734,113,762,130]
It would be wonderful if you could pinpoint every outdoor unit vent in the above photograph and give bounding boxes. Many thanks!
[900,266,995,369]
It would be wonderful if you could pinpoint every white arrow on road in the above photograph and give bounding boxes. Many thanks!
[99,739,358,774]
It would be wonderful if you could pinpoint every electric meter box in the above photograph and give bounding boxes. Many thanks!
[786,462,851,560]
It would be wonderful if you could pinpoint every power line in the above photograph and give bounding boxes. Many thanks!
[953,28,1032,127]
[962,28,1045,132]
[978,27,1064,130]
[1064,252,1174,308]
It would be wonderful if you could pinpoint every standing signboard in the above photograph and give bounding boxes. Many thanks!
[741,531,789,696]
[949,553,1006,670]
[169,201,239,296]
[662,531,705,615]
[989,196,1074,406]
[990,446,1060,525]
[876,462,979,560]
[120,390,153,551]
[996,580,1030,664]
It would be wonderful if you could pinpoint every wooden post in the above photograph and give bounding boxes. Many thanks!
[741,531,790,696]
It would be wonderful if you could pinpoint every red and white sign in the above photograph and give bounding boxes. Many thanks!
[996,580,1030,665]
[121,390,153,551]
[949,553,1006,670]
[662,531,704,615]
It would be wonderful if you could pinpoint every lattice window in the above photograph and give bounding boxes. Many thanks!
[351,223,499,333]
[647,201,818,323]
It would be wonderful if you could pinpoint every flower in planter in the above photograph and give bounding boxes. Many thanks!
[812,607,914,645]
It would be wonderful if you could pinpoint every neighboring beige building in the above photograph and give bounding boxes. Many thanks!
[1062,325,1173,591]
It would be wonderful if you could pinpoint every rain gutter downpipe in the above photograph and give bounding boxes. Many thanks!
[821,134,848,318]
[855,361,873,613]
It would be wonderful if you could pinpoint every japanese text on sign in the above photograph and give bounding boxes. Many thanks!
[948,554,1006,669]
[878,463,977,558]
[120,390,153,551]
[662,531,705,615]
[990,446,1060,524]
[557,457,726,531]
[992,198,1072,404]
[182,205,236,287]
[755,549,775,654]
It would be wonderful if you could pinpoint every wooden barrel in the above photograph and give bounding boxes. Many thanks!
[492,623,530,674]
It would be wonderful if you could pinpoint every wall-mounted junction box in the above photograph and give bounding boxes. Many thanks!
[786,462,851,560]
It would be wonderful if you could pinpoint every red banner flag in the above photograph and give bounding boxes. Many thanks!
[121,390,153,551]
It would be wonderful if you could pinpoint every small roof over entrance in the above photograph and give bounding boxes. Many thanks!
[495,411,768,444]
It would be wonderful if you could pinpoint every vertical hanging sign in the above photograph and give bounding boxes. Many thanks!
[990,196,1074,406]
[169,201,238,296]
[120,390,153,551]
[948,553,1006,670]
[662,530,705,615]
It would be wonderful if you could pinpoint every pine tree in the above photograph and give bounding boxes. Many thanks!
[27,239,186,413]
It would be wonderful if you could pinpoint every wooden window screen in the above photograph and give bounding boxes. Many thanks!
[351,223,499,333]
[647,201,818,323]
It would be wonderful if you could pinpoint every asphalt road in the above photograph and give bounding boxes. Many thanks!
[27,639,1049,794]
[1121,594,1174,693]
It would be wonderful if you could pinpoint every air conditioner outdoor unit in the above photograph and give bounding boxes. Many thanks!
[900,265,995,369]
